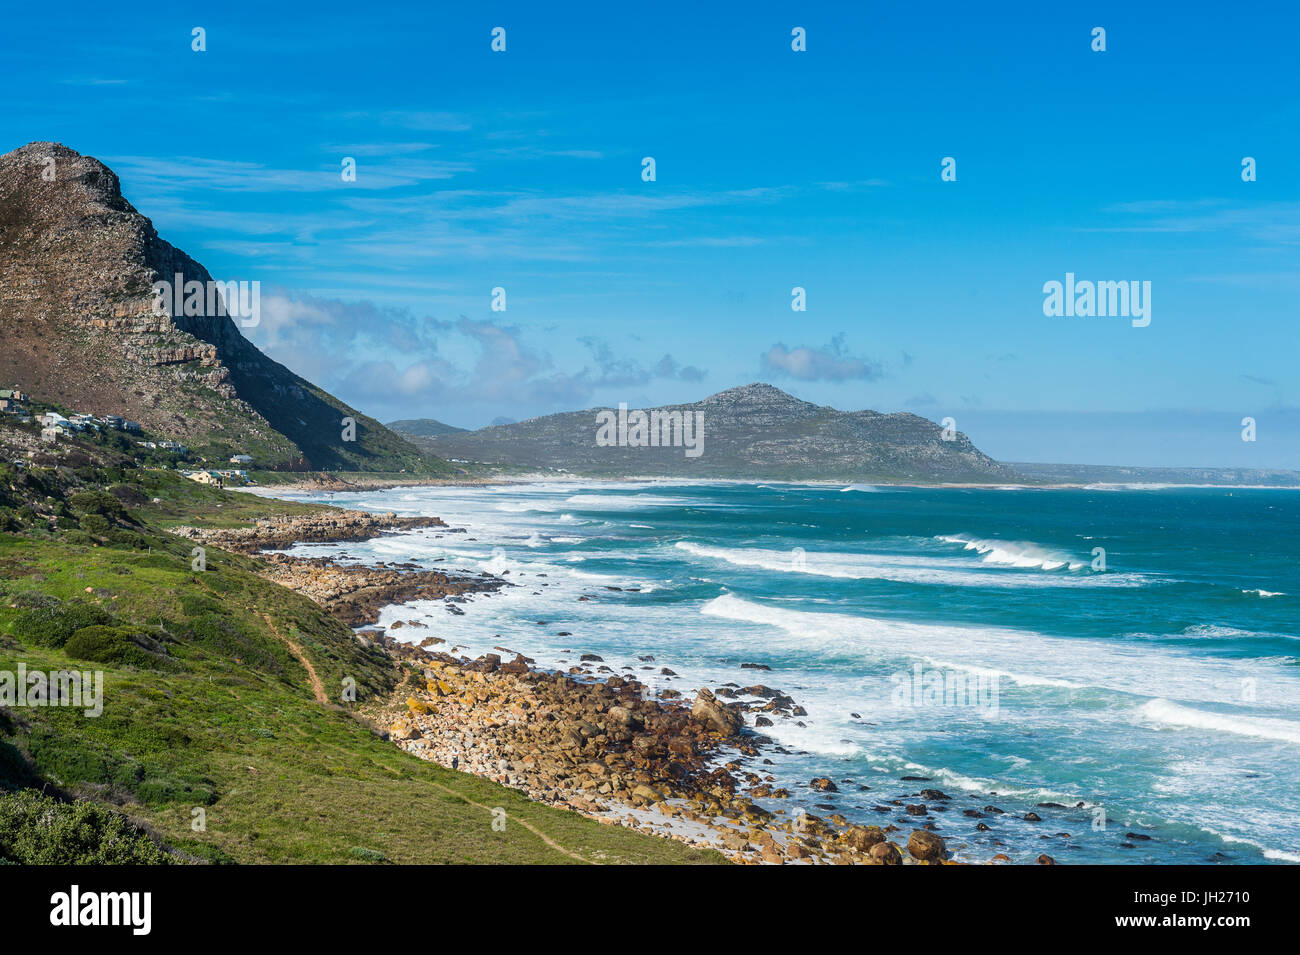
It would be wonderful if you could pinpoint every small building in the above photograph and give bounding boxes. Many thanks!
[101,415,125,430]
[38,412,68,428]
[161,441,188,455]
[229,454,253,465]
[40,427,59,444]
[124,420,142,433]
[185,470,225,486]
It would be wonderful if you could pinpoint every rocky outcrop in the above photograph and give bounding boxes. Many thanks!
[257,554,499,627]
[370,649,891,864]
[172,509,446,554]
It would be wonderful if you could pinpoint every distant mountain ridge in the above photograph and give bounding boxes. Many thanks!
[1009,462,1300,487]
[0,142,443,472]
[406,383,1019,482]
[387,417,467,437]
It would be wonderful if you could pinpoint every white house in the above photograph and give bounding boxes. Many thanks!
[230,454,253,465]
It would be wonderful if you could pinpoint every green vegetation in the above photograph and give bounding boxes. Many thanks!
[0,436,726,865]
[0,789,175,864]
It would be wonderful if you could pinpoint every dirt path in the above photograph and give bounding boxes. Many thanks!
[260,612,329,704]
[425,778,594,864]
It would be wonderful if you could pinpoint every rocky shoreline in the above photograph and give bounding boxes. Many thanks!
[187,500,1054,865]
[365,639,986,864]
[174,510,502,627]
[172,508,448,553]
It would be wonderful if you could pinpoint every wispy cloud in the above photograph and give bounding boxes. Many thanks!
[106,154,472,193]
[1088,199,1300,244]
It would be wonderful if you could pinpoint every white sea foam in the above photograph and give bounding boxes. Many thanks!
[675,541,1140,589]
[1140,699,1300,745]
[1263,847,1300,862]
[923,658,1083,689]
[700,594,1300,709]
[565,493,690,509]
[937,535,1084,571]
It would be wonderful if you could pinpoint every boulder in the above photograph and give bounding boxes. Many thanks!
[869,841,902,865]
[390,719,421,741]
[691,687,744,736]
[631,784,665,804]
[843,825,886,851]
[907,829,948,862]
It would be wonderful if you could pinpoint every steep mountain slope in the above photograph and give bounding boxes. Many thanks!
[0,142,443,472]
[412,383,1019,482]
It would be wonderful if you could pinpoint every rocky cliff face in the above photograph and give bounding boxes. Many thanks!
[0,142,437,471]
[413,382,1020,482]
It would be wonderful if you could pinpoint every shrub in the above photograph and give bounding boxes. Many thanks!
[78,513,112,538]
[0,790,175,864]
[67,491,125,520]
[15,603,114,648]
[64,625,166,668]
[107,529,149,550]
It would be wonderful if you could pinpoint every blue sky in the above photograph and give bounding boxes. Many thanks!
[3,1,1298,467]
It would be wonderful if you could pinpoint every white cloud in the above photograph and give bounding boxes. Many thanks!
[761,334,881,382]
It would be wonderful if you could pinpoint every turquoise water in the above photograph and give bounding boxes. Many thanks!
[266,481,1300,864]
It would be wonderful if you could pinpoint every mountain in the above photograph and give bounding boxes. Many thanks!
[409,383,1020,482]
[1008,462,1300,487]
[0,142,445,473]
[387,417,468,437]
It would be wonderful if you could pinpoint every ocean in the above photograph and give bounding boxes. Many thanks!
[260,480,1300,864]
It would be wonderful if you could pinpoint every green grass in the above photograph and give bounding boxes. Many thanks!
[0,473,726,865]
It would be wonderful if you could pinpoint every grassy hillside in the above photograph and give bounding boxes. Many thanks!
[0,457,724,864]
